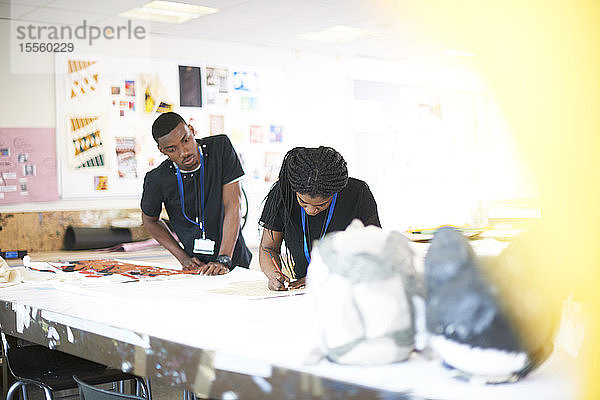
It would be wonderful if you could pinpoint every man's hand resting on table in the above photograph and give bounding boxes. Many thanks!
[181,257,228,275]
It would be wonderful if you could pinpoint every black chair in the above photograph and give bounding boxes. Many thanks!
[2,333,149,400]
[74,375,148,400]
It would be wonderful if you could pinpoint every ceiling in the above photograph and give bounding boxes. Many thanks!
[0,0,466,62]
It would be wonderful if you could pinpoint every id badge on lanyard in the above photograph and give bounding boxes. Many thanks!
[175,146,214,255]
[302,193,337,264]
[194,237,215,255]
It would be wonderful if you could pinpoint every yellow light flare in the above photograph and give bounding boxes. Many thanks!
[378,0,600,398]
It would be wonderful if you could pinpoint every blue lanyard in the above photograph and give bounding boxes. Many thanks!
[301,193,337,264]
[174,147,205,238]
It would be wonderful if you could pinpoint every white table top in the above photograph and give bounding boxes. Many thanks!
[0,262,580,400]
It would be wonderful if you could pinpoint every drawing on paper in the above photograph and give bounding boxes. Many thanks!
[67,60,99,99]
[209,114,224,135]
[69,117,105,169]
[269,125,283,143]
[249,125,263,143]
[125,80,136,96]
[140,74,174,114]
[206,67,229,105]
[94,175,108,191]
[233,71,258,92]
[115,137,137,178]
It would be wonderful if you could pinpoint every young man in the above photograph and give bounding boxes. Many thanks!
[141,112,251,275]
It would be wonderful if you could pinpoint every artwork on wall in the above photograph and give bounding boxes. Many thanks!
[68,117,105,169]
[269,125,283,143]
[207,67,229,93]
[179,65,202,107]
[233,71,258,92]
[229,128,245,145]
[240,96,258,110]
[209,114,225,136]
[115,137,137,178]
[110,79,137,117]
[67,60,99,100]
[94,175,108,191]
[141,74,174,113]
[206,67,229,105]
[124,80,136,96]
[0,128,59,204]
[249,125,263,143]
[55,53,282,203]
[264,151,282,183]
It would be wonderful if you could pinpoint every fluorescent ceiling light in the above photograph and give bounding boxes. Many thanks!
[119,1,218,24]
[443,49,476,57]
[297,25,381,43]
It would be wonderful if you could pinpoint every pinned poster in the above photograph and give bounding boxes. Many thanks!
[67,59,99,100]
[140,74,174,114]
[125,80,136,96]
[68,116,105,169]
[269,125,283,143]
[206,67,229,105]
[209,114,225,135]
[115,137,137,178]
[240,96,258,110]
[94,175,108,191]
[249,125,263,143]
[264,151,282,183]
[207,67,229,93]
[233,71,258,92]
[229,128,245,145]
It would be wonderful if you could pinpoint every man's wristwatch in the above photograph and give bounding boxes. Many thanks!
[215,255,233,270]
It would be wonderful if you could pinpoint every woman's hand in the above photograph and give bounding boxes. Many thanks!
[288,277,306,290]
[267,270,290,291]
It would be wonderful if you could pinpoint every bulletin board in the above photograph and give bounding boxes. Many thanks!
[54,53,288,201]
[0,127,59,204]
[54,53,176,198]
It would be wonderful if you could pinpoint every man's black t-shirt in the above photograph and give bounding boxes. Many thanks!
[141,135,251,267]
[259,177,380,278]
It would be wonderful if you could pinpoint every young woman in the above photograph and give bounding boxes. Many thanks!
[259,146,381,290]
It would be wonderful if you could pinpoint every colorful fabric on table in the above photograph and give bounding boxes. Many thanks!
[29,259,197,280]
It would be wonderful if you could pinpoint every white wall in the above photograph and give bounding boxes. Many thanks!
[0,19,534,245]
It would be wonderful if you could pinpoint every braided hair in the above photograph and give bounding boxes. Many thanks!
[262,146,348,233]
